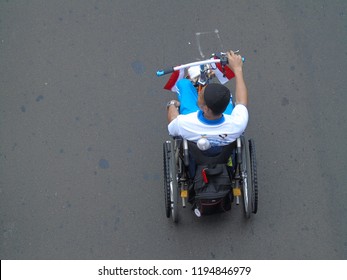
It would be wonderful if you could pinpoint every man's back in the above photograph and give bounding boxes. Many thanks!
[168,104,248,146]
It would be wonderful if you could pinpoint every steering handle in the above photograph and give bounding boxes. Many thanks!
[156,67,174,77]
[156,56,245,77]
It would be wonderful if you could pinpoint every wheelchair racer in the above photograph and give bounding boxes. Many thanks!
[166,50,248,153]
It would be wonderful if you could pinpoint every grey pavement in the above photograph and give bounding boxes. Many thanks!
[0,0,346,259]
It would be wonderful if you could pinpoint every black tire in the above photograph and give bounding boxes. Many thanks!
[163,142,171,218]
[241,136,252,219]
[249,139,258,214]
[163,141,179,222]
[168,141,179,223]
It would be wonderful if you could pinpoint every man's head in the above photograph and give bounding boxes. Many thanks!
[198,83,231,116]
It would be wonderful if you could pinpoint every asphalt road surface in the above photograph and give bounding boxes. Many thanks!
[1,0,346,259]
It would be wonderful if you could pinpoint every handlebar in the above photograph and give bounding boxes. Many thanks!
[156,67,175,77]
[156,56,245,77]
[156,58,221,77]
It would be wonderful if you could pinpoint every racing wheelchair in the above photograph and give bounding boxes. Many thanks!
[158,52,258,222]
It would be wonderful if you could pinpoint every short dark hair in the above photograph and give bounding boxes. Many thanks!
[204,83,230,115]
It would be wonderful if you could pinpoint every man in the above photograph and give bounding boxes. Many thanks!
[166,50,248,149]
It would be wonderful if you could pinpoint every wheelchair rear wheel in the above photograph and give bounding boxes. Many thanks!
[249,139,258,214]
[241,135,252,219]
[163,142,171,218]
[163,141,179,222]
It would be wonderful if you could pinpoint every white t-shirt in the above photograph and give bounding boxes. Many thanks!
[168,104,248,146]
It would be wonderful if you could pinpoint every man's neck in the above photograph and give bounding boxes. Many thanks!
[203,111,223,120]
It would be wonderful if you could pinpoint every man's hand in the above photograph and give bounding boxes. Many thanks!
[227,50,247,106]
[227,50,243,74]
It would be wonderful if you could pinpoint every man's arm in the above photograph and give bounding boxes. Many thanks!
[167,100,180,124]
[227,51,248,107]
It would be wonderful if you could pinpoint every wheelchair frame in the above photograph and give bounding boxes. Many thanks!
[163,135,258,222]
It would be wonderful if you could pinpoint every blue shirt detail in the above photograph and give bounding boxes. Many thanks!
[197,110,225,125]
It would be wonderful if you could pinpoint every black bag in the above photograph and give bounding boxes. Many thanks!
[193,163,232,216]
